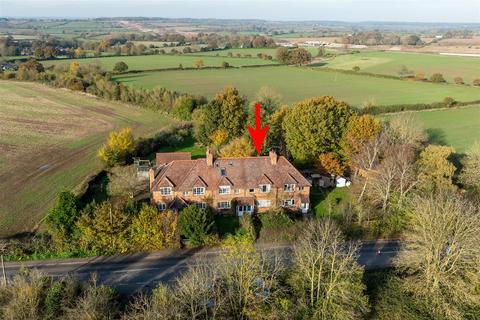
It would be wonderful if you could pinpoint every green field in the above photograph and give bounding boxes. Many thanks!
[43,54,277,71]
[0,81,175,237]
[188,47,320,57]
[114,66,480,106]
[324,51,480,84]
[384,105,480,153]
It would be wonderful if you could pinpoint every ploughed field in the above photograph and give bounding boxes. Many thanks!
[0,81,174,237]
[114,66,480,106]
[323,51,480,84]
[42,54,278,71]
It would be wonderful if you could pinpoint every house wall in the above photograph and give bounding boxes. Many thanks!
[151,185,310,214]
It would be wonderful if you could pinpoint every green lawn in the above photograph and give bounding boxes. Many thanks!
[383,105,480,153]
[323,51,480,84]
[114,66,480,106]
[156,135,206,159]
[0,80,175,237]
[311,187,348,220]
[42,54,277,71]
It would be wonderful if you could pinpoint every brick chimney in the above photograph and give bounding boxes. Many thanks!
[269,150,278,165]
[206,148,214,167]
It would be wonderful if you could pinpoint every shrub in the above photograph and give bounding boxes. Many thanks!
[113,61,128,73]
[44,280,65,319]
[221,61,230,69]
[259,207,293,229]
[45,190,79,250]
[473,78,480,86]
[429,73,445,83]
[414,72,425,81]
[178,205,215,247]
[352,65,360,72]
[443,96,456,108]
[454,76,464,85]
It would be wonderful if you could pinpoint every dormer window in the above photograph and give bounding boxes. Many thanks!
[259,184,271,193]
[220,168,226,176]
[193,187,205,195]
[219,185,231,195]
[159,187,172,196]
[284,184,295,192]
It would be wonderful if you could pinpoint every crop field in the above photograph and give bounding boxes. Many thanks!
[0,81,175,237]
[42,54,277,71]
[114,66,480,106]
[383,105,480,153]
[323,51,480,84]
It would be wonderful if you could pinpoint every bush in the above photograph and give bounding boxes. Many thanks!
[454,76,464,85]
[429,73,445,83]
[259,207,294,229]
[113,61,129,73]
[473,79,480,86]
[221,61,230,69]
[443,96,456,108]
[44,280,65,319]
[45,190,79,251]
[352,65,360,72]
[179,205,215,247]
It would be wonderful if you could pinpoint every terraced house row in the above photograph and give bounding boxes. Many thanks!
[149,149,311,215]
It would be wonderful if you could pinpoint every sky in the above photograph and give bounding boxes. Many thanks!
[1,0,479,23]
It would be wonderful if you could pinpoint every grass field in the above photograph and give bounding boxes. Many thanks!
[42,54,277,71]
[324,51,480,84]
[114,66,480,106]
[384,105,480,153]
[0,81,175,237]
[187,47,320,57]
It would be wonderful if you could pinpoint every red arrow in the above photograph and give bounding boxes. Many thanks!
[247,103,269,155]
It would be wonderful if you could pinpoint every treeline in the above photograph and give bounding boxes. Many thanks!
[341,32,424,46]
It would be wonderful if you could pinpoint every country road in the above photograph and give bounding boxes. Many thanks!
[3,240,400,295]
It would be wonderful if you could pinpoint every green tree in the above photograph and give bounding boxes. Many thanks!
[288,48,312,65]
[264,106,289,156]
[283,96,354,165]
[45,191,79,250]
[129,205,180,250]
[178,205,215,247]
[98,128,135,167]
[113,61,128,73]
[172,96,196,120]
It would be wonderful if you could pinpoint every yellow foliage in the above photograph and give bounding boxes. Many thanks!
[98,128,135,166]
[219,136,255,158]
[210,128,230,146]
[74,47,83,58]
[69,61,79,75]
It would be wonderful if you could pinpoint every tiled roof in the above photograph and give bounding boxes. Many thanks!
[156,152,191,165]
[152,154,311,192]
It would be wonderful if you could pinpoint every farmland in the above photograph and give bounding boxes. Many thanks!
[0,81,175,237]
[323,51,480,84]
[114,66,480,106]
[384,105,480,153]
[42,54,277,71]
[186,47,320,57]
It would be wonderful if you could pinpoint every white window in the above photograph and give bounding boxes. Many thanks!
[160,187,172,196]
[234,189,241,195]
[193,187,205,195]
[196,202,207,209]
[237,205,253,213]
[183,191,189,196]
[282,199,295,207]
[284,184,295,192]
[218,201,231,209]
[257,200,271,208]
[219,185,231,195]
[259,184,271,193]
[299,186,305,191]
[157,203,167,211]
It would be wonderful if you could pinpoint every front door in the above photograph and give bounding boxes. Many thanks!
[237,205,252,216]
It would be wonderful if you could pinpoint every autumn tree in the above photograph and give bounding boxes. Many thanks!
[129,205,180,250]
[283,96,354,165]
[395,194,480,319]
[76,201,130,254]
[98,128,135,166]
[317,152,345,176]
[178,205,215,247]
[288,48,312,65]
[387,114,426,148]
[194,59,204,69]
[210,128,230,147]
[460,142,480,192]
[454,76,464,85]
[341,114,381,161]
[69,61,79,75]
[113,61,128,73]
[219,136,255,157]
[291,219,369,319]
[171,96,197,121]
[430,73,446,83]
[417,145,456,192]
[275,47,290,64]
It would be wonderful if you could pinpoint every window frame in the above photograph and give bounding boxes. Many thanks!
[193,187,206,196]
[257,199,271,208]
[259,184,271,193]
[218,185,231,195]
[282,199,295,207]
[159,187,172,196]
[218,201,231,210]
[283,184,295,192]
[158,203,167,211]
[196,202,207,209]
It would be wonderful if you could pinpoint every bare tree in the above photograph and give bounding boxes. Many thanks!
[108,165,148,200]
[291,219,369,319]
[387,113,427,148]
[395,193,480,319]
[460,141,480,191]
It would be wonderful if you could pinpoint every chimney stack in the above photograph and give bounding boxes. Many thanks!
[269,150,278,165]
[206,148,214,167]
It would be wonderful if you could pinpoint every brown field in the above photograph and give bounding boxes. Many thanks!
[0,81,175,237]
